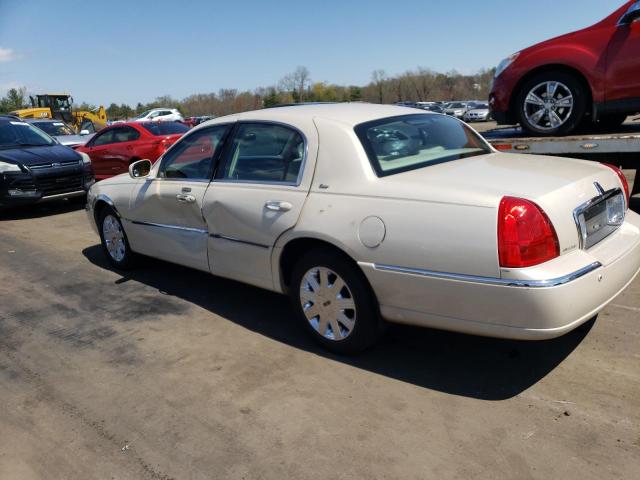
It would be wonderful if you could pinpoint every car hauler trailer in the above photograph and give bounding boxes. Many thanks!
[482,122,640,197]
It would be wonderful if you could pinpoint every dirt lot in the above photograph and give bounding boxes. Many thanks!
[1,198,639,480]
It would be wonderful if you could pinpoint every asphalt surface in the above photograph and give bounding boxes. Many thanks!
[1,194,639,480]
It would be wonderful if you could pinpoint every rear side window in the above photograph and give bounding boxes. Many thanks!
[220,123,305,184]
[354,114,491,177]
[141,122,189,136]
[112,126,140,143]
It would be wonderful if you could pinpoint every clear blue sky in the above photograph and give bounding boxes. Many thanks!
[0,0,625,106]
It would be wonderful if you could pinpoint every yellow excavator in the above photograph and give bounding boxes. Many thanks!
[10,93,108,133]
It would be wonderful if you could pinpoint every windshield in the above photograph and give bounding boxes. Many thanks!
[33,121,75,136]
[448,103,466,109]
[0,120,56,148]
[471,104,489,110]
[355,114,491,177]
[134,109,153,119]
[141,122,189,136]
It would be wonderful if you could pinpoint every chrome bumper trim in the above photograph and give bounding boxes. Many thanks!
[38,190,86,202]
[373,262,603,288]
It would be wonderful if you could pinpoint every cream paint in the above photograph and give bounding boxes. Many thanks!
[87,103,640,340]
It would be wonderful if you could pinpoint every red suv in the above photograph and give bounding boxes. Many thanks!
[77,121,188,180]
[490,0,640,135]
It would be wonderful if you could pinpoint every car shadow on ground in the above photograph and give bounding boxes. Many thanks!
[83,245,593,401]
[0,198,86,220]
[630,196,640,214]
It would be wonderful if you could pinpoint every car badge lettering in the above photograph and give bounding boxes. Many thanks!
[51,162,61,168]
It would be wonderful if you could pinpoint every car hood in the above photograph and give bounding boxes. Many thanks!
[56,134,93,146]
[0,143,81,166]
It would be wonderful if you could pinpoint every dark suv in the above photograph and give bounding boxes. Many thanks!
[0,116,94,208]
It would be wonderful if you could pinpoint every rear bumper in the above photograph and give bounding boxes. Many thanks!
[359,212,640,340]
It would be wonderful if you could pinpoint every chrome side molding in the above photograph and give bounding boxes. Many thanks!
[373,262,603,288]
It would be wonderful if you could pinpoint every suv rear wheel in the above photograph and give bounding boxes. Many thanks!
[516,72,587,136]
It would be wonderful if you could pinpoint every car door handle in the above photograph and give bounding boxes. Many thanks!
[265,201,292,212]
[176,194,196,204]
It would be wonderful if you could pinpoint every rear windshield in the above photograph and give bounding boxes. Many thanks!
[140,122,189,136]
[33,121,75,136]
[354,114,491,177]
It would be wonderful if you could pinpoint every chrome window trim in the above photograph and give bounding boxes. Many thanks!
[213,120,309,188]
[573,186,625,249]
[373,262,603,288]
[209,233,270,249]
[127,219,208,235]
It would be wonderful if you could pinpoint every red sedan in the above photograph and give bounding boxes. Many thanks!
[77,122,189,180]
[490,0,640,135]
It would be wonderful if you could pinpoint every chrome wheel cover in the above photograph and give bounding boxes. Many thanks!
[102,214,126,262]
[299,267,356,341]
[523,81,574,131]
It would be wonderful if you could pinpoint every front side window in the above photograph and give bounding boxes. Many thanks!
[112,126,140,143]
[220,123,305,184]
[158,125,230,180]
[91,129,115,147]
[355,114,491,177]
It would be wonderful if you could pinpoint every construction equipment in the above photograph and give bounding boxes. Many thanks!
[10,94,107,133]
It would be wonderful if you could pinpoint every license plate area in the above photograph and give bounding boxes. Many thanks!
[575,189,625,249]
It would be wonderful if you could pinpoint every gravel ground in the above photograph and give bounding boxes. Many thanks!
[0,199,639,480]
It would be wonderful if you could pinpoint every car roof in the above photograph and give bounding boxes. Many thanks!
[209,102,430,128]
[23,118,67,123]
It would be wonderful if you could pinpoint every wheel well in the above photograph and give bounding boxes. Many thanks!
[93,199,112,225]
[279,238,360,292]
[510,64,594,119]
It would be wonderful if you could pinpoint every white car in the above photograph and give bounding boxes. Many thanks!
[444,102,469,118]
[86,104,640,353]
[133,108,183,123]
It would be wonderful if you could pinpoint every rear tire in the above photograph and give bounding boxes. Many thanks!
[516,71,588,136]
[290,248,382,354]
[98,206,136,270]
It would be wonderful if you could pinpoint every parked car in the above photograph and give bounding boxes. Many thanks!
[86,103,640,353]
[490,0,640,135]
[463,103,491,122]
[444,102,469,118]
[133,108,184,123]
[415,103,445,114]
[25,118,94,148]
[76,121,189,180]
[0,116,94,208]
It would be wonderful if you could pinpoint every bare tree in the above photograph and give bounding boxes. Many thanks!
[370,69,387,103]
[279,66,311,103]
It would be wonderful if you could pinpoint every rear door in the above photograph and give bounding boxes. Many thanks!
[203,121,317,290]
[125,124,232,270]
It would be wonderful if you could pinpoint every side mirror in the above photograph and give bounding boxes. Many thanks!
[129,159,153,179]
[80,129,90,135]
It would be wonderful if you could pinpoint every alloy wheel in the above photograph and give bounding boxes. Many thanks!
[299,266,357,341]
[102,214,126,262]
[523,81,574,131]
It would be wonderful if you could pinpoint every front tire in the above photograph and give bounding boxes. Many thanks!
[290,248,382,354]
[98,207,135,269]
[516,72,587,136]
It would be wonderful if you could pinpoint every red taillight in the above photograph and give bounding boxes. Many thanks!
[602,163,630,208]
[498,196,560,268]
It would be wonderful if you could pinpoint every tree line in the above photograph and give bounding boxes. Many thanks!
[0,66,495,119]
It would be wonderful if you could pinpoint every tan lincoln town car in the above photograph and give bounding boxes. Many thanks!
[86,103,640,353]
